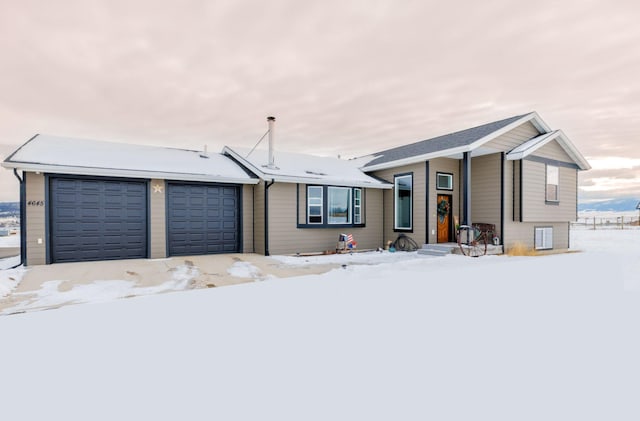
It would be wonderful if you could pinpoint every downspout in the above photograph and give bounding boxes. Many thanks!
[264,179,275,256]
[12,169,26,268]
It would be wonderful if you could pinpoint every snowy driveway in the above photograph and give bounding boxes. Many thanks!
[0,250,431,315]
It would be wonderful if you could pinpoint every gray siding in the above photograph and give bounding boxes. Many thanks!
[266,183,384,255]
[242,184,254,253]
[253,181,266,255]
[533,139,574,162]
[502,160,572,250]
[372,162,427,247]
[149,179,166,258]
[484,121,540,152]
[25,172,46,265]
[521,160,578,222]
[470,154,502,239]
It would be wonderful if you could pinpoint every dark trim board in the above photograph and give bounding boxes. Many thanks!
[425,161,430,245]
[524,155,580,170]
[500,153,505,245]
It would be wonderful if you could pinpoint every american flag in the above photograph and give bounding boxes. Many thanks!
[346,234,353,244]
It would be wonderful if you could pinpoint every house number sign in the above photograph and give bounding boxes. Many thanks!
[27,200,45,206]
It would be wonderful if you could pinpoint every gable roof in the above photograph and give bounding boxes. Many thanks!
[2,134,259,184]
[360,111,592,171]
[363,114,528,169]
[223,146,392,189]
[506,130,591,170]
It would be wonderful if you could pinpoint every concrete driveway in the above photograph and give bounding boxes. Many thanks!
[0,253,338,314]
[0,247,19,259]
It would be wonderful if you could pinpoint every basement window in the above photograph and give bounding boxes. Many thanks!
[535,227,553,250]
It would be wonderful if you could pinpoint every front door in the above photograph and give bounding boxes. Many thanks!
[437,194,452,243]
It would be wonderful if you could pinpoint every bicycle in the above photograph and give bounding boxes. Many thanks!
[457,224,493,257]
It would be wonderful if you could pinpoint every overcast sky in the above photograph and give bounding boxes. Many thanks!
[1,0,639,203]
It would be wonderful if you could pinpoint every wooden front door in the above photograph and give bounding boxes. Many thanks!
[437,194,452,243]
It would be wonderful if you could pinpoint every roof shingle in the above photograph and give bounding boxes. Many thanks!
[364,114,528,168]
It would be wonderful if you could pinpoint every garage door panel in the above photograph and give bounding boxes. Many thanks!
[50,177,148,263]
[167,182,240,256]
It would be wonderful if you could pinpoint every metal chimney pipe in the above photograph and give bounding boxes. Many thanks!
[267,116,275,168]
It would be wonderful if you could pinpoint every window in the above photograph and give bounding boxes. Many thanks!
[354,188,362,224]
[535,227,553,250]
[394,174,412,230]
[546,165,559,202]
[436,172,453,190]
[305,185,363,227]
[307,186,323,224]
[328,187,352,224]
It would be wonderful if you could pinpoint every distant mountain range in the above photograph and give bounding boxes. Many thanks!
[579,198,639,212]
[0,202,19,217]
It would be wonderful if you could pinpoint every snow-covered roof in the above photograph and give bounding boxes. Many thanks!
[2,134,258,184]
[223,146,392,189]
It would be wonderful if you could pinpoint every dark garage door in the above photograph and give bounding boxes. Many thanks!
[167,183,240,256]
[50,176,148,263]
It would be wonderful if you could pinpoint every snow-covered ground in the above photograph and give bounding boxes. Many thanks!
[0,228,639,420]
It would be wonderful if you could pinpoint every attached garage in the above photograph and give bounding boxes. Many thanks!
[2,134,258,265]
[49,176,148,263]
[167,182,241,256]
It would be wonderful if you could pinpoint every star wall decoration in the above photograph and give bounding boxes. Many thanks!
[152,184,164,193]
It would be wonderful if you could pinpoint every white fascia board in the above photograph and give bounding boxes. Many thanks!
[222,146,266,179]
[527,111,552,133]
[361,145,471,172]
[506,131,560,160]
[505,130,591,170]
[465,112,545,151]
[1,161,260,184]
[266,174,392,189]
[555,130,591,170]
[362,112,545,172]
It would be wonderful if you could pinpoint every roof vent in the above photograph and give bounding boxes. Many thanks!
[199,144,209,159]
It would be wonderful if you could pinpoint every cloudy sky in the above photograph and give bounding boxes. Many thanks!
[1,0,639,203]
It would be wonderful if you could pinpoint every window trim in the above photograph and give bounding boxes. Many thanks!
[300,185,366,228]
[353,188,362,225]
[327,186,352,225]
[436,172,453,191]
[394,173,413,232]
[535,226,553,250]
[306,185,323,224]
[545,164,559,203]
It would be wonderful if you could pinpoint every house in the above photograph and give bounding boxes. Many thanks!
[360,112,590,251]
[2,112,590,265]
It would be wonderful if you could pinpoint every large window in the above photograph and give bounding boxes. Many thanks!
[307,186,323,224]
[305,185,363,227]
[394,174,413,230]
[328,187,352,224]
[546,165,559,202]
[535,227,553,250]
